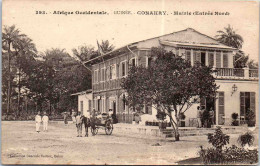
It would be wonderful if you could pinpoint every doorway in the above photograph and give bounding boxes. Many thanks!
[113,101,116,116]
[201,52,206,66]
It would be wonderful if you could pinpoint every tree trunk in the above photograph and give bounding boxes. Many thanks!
[169,115,180,141]
[7,42,11,114]
[17,67,21,116]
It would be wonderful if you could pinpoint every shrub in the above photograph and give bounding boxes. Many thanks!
[208,126,230,151]
[156,111,166,121]
[237,132,255,147]
[246,109,255,127]
[224,145,258,164]
[199,146,224,164]
[199,145,258,164]
[231,113,239,126]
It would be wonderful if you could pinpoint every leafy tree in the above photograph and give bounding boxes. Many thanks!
[121,47,218,141]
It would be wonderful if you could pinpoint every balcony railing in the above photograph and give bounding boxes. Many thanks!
[215,68,258,79]
[249,69,259,77]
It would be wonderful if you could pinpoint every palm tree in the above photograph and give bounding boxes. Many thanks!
[215,24,244,49]
[12,36,37,115]
[99,40,115,53]
[2,25,25,114]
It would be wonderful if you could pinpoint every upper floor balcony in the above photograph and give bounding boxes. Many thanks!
[214,67,258,80]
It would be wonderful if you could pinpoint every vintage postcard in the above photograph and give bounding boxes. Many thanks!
[1,0,259,165]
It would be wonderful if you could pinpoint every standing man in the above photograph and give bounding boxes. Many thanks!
[75,112,83,137]
[200,106,206,128]
[63,112,68,126]
[35,111,42,133]
[209,108,215,126]
[42,112,49,132]
[197,106,201,128]
[71,109,76,124]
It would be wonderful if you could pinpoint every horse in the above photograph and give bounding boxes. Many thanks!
[81,116,96,137]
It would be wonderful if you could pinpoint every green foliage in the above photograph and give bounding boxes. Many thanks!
[207,127,230,151]
[237,132,255,147]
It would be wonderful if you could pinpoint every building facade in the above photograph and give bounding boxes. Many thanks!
[85,28,258,126]
[71,90,92,117]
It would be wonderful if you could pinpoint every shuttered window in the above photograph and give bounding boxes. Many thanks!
[218,92,225,125]
[208,52,214,67]
[240,92,256,120]
[194,51,201,63]
[88,100,92,111]
[223,53,229,68]
[216,52,221,68]
[100,68,105,82]
[80,101,84,112]
[185,50,191,63]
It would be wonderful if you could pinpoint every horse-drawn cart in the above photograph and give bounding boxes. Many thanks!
[91,113,113,135]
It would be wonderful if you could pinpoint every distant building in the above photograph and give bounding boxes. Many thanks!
[71,89,92,117]
[84,28,258,126]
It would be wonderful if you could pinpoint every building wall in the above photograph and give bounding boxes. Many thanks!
[78,93,92,117]
[90,41,257,126]
[183,79,259,127]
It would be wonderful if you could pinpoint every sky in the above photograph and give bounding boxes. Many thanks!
[3,0,259,61]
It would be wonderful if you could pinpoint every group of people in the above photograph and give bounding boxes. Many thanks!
[35,111,49,132]
[197,106,215,128]
[34,108,113,136]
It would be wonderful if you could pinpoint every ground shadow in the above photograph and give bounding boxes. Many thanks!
[177,157,202,165]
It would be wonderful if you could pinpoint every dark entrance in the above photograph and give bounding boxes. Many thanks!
[201,52,206,66]
[201,97,216,125]
[113,101,116,115]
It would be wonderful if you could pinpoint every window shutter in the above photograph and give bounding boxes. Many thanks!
[223,53,228,68]
[240,92,245,117]
[196,51,201,63]
[208,52,214,67]
[116,64,119,78]
[216,52,221,68]
[106,67,110,80]
[185,50,191,63]
[250,92,255,116]
[88,100,91,111]
[218,92,225,125]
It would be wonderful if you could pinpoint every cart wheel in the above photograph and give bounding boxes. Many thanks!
[91,126,98,136]
[105,121,113,135]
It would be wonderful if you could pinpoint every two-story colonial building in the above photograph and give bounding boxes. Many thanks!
[84,28,258,127]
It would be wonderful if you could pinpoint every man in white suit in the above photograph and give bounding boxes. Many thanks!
[42,112,49,132]
[35,111,42,133]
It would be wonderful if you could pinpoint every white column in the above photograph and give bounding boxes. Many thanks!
[216,96,219,125]
[220,51,224,68]
[213,51,217,68]
[191,49,194,66]
[205,51,209,66]
[243,67,249,79]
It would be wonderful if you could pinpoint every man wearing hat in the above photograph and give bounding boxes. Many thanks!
[75,112,83,137]
[35,111,42,133]
[42,112,49,132]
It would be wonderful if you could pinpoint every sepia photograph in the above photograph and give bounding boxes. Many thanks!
[1,0,259,165]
